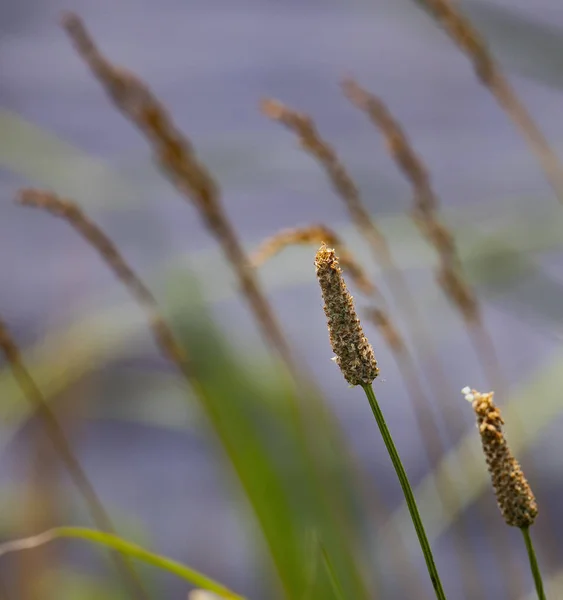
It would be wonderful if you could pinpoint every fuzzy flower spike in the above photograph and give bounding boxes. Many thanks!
[315,243,379,385]
[462,387,538,528]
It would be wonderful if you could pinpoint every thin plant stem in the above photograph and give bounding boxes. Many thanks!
[320,544,346,600]
[361,383,447,600]
[522,527,546,600]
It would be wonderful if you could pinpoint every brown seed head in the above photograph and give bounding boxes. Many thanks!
[315,244,379,386]
[463,387,538,528]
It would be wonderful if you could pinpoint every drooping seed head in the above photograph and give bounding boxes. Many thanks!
[315,243,379,386]
[463,387,538,528]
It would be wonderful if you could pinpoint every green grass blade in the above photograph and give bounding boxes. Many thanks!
[0,526,245,599]
[167,299,372,600]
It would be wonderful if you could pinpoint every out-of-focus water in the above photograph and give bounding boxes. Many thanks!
[2,0,563,597]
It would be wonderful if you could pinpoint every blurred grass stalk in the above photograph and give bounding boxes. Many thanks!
[412,0,563,205]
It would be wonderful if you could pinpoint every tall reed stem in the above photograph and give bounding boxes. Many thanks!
[521,527,546,600]
[361,383,447,600]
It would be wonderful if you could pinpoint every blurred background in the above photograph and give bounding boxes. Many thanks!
[2,0,563,598]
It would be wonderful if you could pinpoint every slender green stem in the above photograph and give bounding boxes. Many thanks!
[521,527,546,600]
[320,544,346,600]
[362,383,447,600]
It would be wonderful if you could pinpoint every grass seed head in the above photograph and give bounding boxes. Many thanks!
[463,387,538,528]
[315,243,379,386]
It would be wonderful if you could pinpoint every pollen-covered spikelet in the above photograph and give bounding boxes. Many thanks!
[315,243,379,386]
[462,387,538,528]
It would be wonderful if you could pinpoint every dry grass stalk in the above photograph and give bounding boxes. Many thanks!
[463,388,538,528]
[343,78,478,323]
[261,98,391,262]
[344,78,513,394]
[342,80,436,215]
[415,0,563,204]
[252,224,375,296]
[18,189,189,372]
[363,308,404,355]
[315,244,379,386]
[0,316,148,599]
[61,12,296,376]
[344,78,514,389]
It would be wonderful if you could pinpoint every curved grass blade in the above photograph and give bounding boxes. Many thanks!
[167,304,373,600]
[0,527,245,600]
